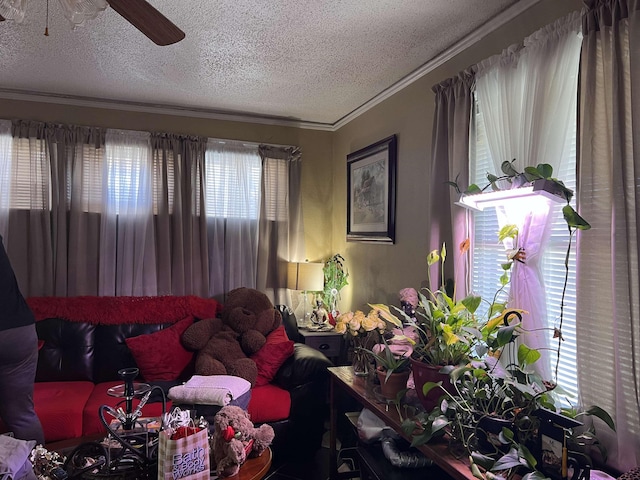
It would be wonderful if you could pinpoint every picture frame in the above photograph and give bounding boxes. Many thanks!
[346,135,397,244]
[536,408,585,480]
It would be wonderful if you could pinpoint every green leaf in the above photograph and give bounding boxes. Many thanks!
[450,365,471,382]
[422,381,442,397]
[518,344,541,366]
[471,463,484,480]
[466,184,483,194]
[562,205,591,230]
[462,295,482,314]
[500,272,510,286]
[496,325,517,347]
[522,471,549,480]
[446,181,461,194]
[487,173,499,184]
[583,405,616,432]
[536,163,554,178]
[498,224,519,242]
[410,431,434,447]
[432,415,450,433]
[518,443,538,469]
[501,159,520,177]
[524,166,544,180]
[492,448,522,471]
[471,452,496,471]
[500,427,515,443]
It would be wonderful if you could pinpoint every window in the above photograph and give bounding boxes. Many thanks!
[204,141,261,219]
[7,136,50,210]
[470,97,579,402]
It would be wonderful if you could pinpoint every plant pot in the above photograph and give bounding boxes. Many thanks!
[475,415,514,455]
[410,358,454,411]
[376,367,410,401]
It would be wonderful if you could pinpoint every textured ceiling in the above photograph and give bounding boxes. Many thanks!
[0,0,524,126]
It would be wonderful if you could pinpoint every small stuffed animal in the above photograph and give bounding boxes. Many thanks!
[182,288,282,385]
[211,405,275,477]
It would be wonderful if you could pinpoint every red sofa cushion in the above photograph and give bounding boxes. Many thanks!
[83,381,172,437]
[251,326,294,387]
[125,316,195,381]
[34,381,94,443]
[247,384,291,423]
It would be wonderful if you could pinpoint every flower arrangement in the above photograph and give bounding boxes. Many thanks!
[335,307,400,376]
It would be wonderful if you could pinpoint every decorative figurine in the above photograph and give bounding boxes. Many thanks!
[310,299,330,328]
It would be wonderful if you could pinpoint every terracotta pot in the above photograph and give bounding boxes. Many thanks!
[410,357,454,411]
[376,367,410,400]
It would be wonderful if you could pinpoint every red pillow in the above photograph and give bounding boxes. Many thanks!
[125,316,195,381]
[37,339,44,351]
[251,326,295,386]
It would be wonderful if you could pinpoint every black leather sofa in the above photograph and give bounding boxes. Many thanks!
[0,297,332,462]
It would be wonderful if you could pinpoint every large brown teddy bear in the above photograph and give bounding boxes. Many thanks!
[182,287,281,385]
[211,405,275,477]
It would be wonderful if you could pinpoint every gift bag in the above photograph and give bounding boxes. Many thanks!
[157,426,210,480]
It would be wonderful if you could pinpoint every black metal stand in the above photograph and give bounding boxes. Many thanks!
[63,368,167,479]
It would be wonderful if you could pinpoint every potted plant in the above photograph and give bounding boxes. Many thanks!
[320,254,349,320]
[398,228,521,412]
[334,308,387,377]
[360,335,412,400]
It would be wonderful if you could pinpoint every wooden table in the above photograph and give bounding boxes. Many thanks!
[328,365,474,480]
[48,434,272,480]
[226,448,272,480]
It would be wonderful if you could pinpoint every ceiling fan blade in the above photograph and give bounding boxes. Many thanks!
[106,0,185,46]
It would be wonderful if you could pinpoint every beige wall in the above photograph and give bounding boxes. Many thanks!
[0,0,584,309]
[331,0,583,312]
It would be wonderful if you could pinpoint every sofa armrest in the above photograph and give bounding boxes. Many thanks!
[273,343,332,390]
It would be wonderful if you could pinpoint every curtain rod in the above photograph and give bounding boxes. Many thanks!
[2,118,298,151]
[207,137,297,150]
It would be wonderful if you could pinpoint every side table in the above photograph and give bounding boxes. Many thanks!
[298,329,344,363]
[225,447,272,480]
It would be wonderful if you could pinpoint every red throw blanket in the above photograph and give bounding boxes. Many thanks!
[27,295,221,325]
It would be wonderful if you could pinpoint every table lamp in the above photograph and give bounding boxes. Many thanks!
[287,261,324,328]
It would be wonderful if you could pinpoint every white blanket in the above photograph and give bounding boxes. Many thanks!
[0,435,36,480]
[168,375,251,406]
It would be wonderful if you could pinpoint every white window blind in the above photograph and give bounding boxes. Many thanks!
[263,157,289,222]
[471,98,579,402]
[8,136,50,210]
[204,141,261,219]
[0,121,12,211]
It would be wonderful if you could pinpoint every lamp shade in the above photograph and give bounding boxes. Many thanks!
[287,262,324,291]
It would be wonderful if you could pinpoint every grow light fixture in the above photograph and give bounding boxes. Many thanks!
[455,179,569,212]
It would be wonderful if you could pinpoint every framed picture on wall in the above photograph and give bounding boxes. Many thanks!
[347,135,397,243]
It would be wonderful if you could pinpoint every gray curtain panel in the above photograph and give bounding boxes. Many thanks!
[577,0,640,471]
[429,70,474,297]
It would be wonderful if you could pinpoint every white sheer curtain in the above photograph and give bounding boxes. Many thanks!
[0,120,11,239]
[100,129,157,296]
[205,140,261,298]
[474,12,582,380]
[577,0,640,471]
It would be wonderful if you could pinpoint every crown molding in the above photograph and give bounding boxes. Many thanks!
[0,0,540,133]
[0,88,336,132]
[332,0,541,130]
